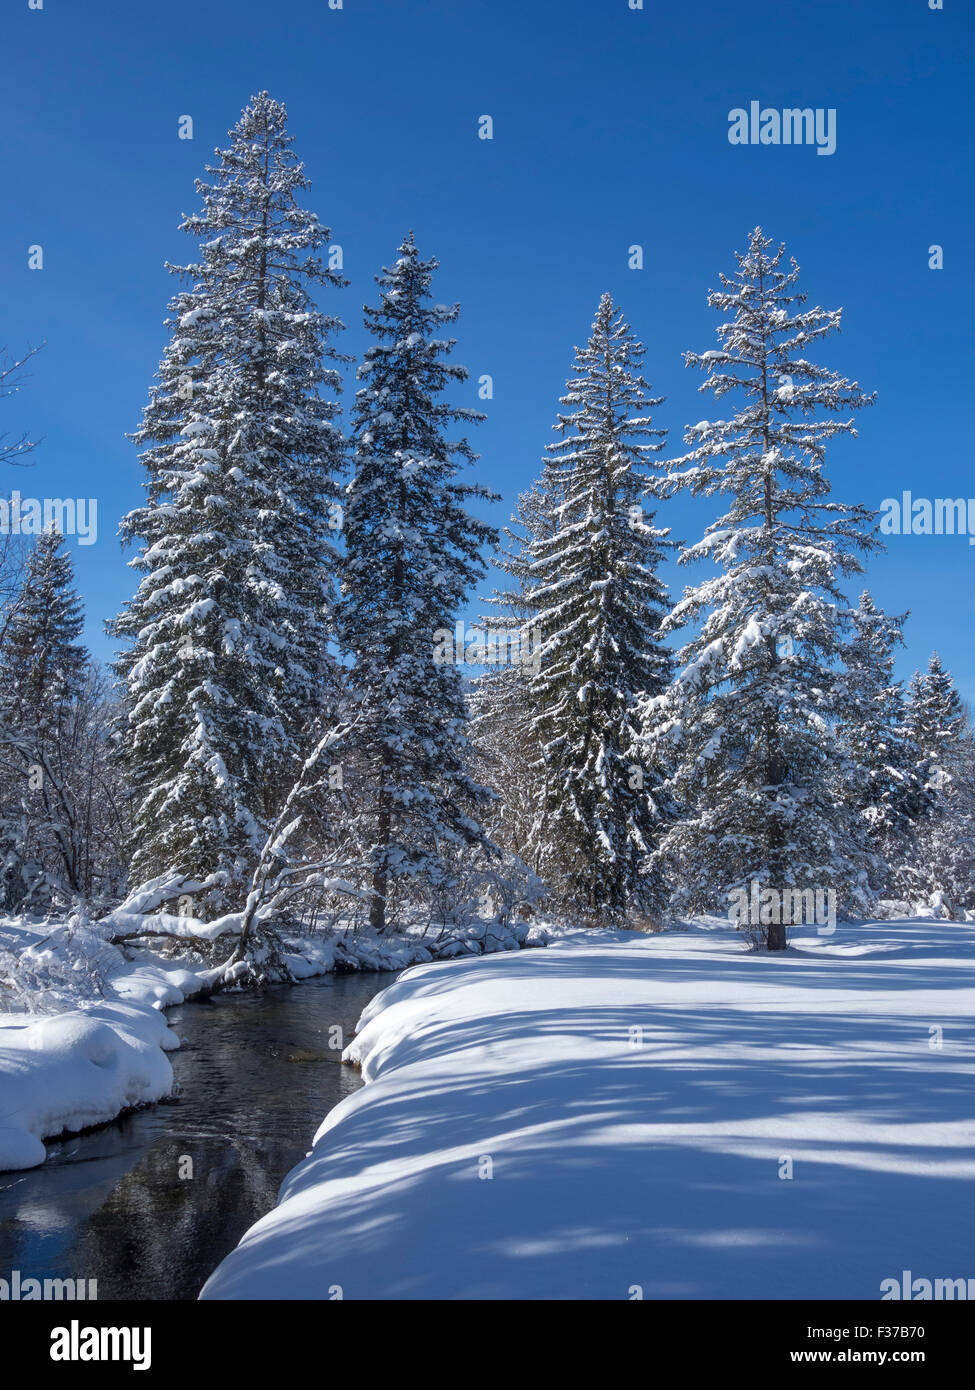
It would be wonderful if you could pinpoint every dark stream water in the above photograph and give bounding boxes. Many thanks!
[0,969,396,1300]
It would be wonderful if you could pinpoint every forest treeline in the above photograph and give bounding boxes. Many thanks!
[2,93,972,969]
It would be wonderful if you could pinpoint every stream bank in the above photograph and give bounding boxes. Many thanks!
[0,968,395,1299]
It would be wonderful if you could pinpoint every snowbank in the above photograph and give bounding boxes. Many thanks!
[201,917,975,1300]
[0,916,198,1170]
[0,1000,177,1171]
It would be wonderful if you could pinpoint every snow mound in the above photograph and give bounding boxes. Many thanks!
[0,999,176,1171]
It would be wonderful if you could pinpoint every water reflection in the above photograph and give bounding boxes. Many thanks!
[0,970,395,1299]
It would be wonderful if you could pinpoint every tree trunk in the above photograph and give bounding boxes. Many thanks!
[758,262,787,956]
[369,783,391,932]
[767,919,787,952]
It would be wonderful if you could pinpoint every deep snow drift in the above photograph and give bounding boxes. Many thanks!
[201,917,975,1300]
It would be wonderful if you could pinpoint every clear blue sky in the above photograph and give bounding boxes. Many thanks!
[2,0,973,700]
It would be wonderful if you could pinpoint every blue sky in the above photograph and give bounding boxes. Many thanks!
[2,0,973,700]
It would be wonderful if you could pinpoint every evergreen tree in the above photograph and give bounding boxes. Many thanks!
[114,93,346,896]
[649,229,877,947]
[505,294,674,920]
[0,531,90,907]
[921,727,975,916]
[838,591,913,890]
[900,656,973,915]
[3,530,87,729]
[905,653,966,811]
[339,233,498,932]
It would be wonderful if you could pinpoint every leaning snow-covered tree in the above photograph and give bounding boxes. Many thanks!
[114,92,346,901]
[648,229,878,948]
[497,294,674,921]
[100,710,365,989]
[339,233,499,933]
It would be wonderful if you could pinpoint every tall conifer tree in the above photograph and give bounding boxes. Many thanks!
[0,532,90,907]
[837,591,914,895]
[340,234,498,931]
[499,294,674,919]
[115,93,346,895]
[650,230,876,946]
[899,654,973,913]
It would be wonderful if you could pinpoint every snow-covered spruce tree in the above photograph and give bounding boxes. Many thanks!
[0,531,89,907]
[837,591,914,890]
[897,654,973,913]
[649,229,878,948]
[920,722,975,916]
[904,653,966,813]
[503,294,674,921]
[339,233,499,933]
[114,93,346,901]
[909,730,975,918]
[3,530,88,731]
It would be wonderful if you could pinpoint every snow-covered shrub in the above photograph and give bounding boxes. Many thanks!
[0,912,118,1014]
[425,847,544,935]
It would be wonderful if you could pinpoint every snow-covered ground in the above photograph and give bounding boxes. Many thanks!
[201,916,975,1300]
[0,911,556,1172]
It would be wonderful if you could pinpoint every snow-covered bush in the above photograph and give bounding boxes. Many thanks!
[0,912,118,1014]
